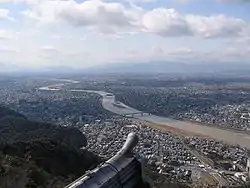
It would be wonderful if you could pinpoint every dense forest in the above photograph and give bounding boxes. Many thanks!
[0,105,101,188]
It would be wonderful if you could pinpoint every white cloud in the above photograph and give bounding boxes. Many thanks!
[0,0,250,68]
[58,0,143,34]
[174,0,192,3]
[21,0,73,25]
[186,14,247,38]
[175,0,250,4]
[41,45,58,52]
[20,0,143,32]
[170,47,193,54]
[152,45,164,54]
[142,8,191,36]
[0,29,19,40]
[142,8,247,38]
[51,34,72,39]
[0,46,19,53]
[221,47,249,57]
[219,0,250,3]
[18,0,250,38]
[0,0,40,4]
[39,45,61,60]
[0,29,9,39]
[132,0,155,2]
[0,8,14,21]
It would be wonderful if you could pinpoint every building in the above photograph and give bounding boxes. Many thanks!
[246,158,250,178]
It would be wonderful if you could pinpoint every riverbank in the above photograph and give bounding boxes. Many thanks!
[144,121,213,139]
[39,81,250,150]
[181,118,250,135]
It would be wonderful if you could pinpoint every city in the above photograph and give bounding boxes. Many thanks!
[1,0,250,187]
[1,75,250,187]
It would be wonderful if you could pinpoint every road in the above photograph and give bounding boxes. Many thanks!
[183,164,230,187]
[184,145,229,187]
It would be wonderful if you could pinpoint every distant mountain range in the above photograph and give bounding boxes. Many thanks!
[1,61,250,76]
[86,61,250,75]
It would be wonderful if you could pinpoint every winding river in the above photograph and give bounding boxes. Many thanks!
[39,81,250,150]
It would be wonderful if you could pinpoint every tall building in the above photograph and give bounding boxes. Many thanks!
[79,115,83,123]
[246,158,250,177]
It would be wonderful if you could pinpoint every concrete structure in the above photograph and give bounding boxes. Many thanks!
[65,133,150,188]
[123,112,151,117]
[246,158,250,178]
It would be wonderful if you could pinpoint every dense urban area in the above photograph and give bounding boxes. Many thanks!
[1,74,250,188]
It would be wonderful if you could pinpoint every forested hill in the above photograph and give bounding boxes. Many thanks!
[0,106,87,148]
[0,106,101,188]
[0,105,26,120]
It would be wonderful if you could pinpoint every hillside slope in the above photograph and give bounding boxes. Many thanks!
[0,106,101,188]
[0,106,26,120]
[0,116,87,149]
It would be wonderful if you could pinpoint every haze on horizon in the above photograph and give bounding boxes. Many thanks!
[0,0,250,71]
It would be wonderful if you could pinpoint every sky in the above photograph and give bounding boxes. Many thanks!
[0,0,250,70]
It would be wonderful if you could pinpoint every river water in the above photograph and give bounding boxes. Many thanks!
[39,83,250,150]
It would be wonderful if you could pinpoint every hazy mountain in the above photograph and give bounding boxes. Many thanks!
[2,61,249,76]
[86,61,250,75]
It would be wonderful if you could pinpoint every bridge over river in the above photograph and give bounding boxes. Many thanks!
[39,80,250,150]
[122,112,151,117]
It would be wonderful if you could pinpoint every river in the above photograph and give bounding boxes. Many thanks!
[39,81,250,150]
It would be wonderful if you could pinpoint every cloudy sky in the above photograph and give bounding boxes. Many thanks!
[0,0,250,70]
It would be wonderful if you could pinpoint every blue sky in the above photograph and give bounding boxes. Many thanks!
[0,0,249,70]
